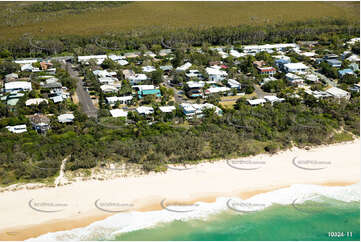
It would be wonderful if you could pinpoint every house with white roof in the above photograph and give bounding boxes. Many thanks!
[5,73,18,82]
[117,59,129,66]
[176,62,192,72]
[286,73,304,86]
[305,89,332,99]
[106,96,133,106]
[26,98,48,106]
[78,55,107,65]
[247,98,267,106]
[50,95,63,103]
[142,66,156,73]
[4,81,32,93]
[110,109,128,118]
[305,74,319,83]
[159,106,176,113]
[243,43,298,54]
[14,59,38,65]
[326,87,350,100]
[128,74,147,85]
[180,103,222,118]
[346,54,360,63]
[132,85,156,92]
[159,49,172,56]
[264,95,285,104]
[98,77,119,85]
[100,84,119,93]
[144,51,156,58]
[346,38,360,45]
[204,86,231,95]
[58,114,75,123]
[93,70,117,78]
[108,54,125,61]
[21,63,39,72]
[186,69,203,79]
[136,106,154,115]
[6,124,27,134]
[283,63,308,74]
[227,79,241,89]
[230,49,242,58]
[206,66,228,82]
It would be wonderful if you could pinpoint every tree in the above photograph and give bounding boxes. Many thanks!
[101,58,118,70]
[171,48,185,67]
[0,61,20,78]
[151,69,163,85]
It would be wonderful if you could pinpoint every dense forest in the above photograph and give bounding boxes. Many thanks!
[0,18,359,58]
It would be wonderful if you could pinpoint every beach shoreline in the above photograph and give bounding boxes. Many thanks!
[0,139,359,241]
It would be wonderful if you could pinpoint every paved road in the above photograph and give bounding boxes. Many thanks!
[310,68,336,87]
[66,63,98,118]
[164,77,185,103]
[253,84,275,98]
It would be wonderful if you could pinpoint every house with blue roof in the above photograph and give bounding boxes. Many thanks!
[326,59,342,68]
[338,69,354,77]
[138,89,162,99]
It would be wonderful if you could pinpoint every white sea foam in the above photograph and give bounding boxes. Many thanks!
[26,183,360,241]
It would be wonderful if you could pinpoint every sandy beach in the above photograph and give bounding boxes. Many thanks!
[0,140,359,241]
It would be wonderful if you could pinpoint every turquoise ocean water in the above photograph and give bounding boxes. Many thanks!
[114,200,359,241]
[27,183,360,241]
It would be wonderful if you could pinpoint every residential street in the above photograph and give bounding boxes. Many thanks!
[310,68,337,87]
[66,63,98,118]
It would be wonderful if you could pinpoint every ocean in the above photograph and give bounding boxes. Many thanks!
[27,183,360,241]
